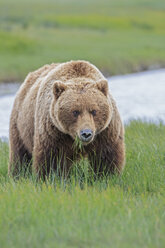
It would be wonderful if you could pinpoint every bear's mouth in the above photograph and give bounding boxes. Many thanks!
[81,139,93,146]
[73,133,94,147]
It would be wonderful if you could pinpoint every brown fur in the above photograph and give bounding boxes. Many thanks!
[8,60,125,178]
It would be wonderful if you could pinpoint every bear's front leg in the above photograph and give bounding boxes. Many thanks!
[32,136,73,179]
[32,137,56,179]
[105,137,125,174]
[89,136,125,176]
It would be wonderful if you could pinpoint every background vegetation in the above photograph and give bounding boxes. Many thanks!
[0,122,165,247]
[0,0,165,81]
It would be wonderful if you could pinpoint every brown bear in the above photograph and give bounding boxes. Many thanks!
[8,60,125,178]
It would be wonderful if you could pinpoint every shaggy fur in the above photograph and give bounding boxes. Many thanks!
[9,60,125,178]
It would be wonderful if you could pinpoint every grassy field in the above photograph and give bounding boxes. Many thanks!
[0,0,165,81]
[0,121,165,248]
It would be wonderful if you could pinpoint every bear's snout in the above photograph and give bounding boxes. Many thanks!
[80,129,93,142]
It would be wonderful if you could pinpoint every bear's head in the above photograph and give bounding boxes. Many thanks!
[50,79,113,145]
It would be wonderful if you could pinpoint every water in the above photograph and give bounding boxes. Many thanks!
[109,69,165,123]
[0,69,165,139]
[0,83,20,140]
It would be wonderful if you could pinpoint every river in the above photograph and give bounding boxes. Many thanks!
[0,69,165,139]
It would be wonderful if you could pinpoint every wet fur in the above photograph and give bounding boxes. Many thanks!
[9,60,125,178]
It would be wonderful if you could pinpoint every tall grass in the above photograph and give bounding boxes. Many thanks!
[0,121,165,247]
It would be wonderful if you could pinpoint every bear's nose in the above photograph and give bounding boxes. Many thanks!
[80,129,93,142]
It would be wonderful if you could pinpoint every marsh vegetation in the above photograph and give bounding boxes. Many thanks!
[0,122,165,247]
[0,0,165,81]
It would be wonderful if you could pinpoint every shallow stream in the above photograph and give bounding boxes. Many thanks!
[0,69,165,139]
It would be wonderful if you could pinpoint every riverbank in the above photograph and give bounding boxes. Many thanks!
[0,0,165,82]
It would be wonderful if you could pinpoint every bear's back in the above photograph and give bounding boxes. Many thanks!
[43,60,104,85]
[17,63,60,104]
[10,63,60,153]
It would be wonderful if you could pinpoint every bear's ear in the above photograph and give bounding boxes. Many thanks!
[95,79,108,96]
[53,81,67,99]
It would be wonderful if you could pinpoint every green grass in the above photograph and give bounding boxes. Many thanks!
[0,121,165,248]
[0,0,165,81]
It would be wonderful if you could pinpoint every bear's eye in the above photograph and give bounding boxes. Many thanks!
[91,110,96,116]
[73,110,80,117]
